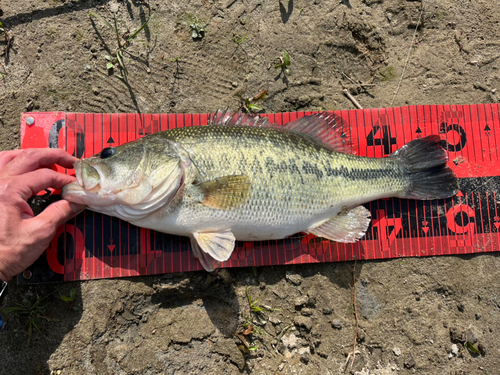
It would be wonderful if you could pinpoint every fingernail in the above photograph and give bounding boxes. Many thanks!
[70,203,86,214]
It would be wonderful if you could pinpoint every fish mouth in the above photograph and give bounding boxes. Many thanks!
[62,181,101,204]
[63,159,115,205]
[73,159,105,190]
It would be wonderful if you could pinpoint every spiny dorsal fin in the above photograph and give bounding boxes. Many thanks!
[198,174,251,210]
[210,110,351,153]
[307,205,371,243]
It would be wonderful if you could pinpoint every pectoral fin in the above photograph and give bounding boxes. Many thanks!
[198,175,251,210]
[307,205,371,243]
[191,229,236,271]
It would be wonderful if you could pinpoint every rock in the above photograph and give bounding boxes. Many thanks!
[286,271,302,286]
[269,316,282,325]
[323,307,333,315]
[357,329,366,343]
[317,348,329,358]
[404,357,416,369]
[478,342,487,356]
[295,296,308,309]
[109,1,119,13]
[393,347,402,356]
[294,316,313,331]
[450,326,467,343]
[331,320,343,330]
[277,343,286,355]
[281,333,299,349]
[300,353,310,364]
[357,285,381,320]
[298,347,310,355]
[301,308,314,316]
[451,344,459,356]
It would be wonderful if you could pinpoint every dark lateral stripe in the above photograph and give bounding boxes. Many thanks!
[263,156,398,182]
[324,165,396,181]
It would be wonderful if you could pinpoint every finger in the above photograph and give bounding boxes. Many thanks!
[1,148,77,177]
[0,149,23,169]
[13,169,77,200]
[28,199,85,238]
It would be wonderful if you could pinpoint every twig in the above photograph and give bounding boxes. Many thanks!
[344,83,376,87]
[350,260,359,370]
[343,89,363,109]
[390,0,425,106]
[340,70,357,85]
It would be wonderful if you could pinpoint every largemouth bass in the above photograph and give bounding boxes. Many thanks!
[62,111,459,270]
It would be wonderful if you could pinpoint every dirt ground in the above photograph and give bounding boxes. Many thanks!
[1,0,500,374]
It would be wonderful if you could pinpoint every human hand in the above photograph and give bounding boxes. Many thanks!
[0,149,86,282]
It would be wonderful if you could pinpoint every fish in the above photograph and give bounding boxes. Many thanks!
[62,110,459,271]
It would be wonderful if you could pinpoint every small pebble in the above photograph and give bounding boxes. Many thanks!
[331,320,343,330]
[300,354,310,364]
[281,333,299,349]
[294,316,313,331]
[286,271,302,286]
[295,296,308,309]
[451,344,459,356]
[393,347,402,356]
[298,347,310,355]
[301,308,314,316]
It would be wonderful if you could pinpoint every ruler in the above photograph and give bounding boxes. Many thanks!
[18,104,500,284]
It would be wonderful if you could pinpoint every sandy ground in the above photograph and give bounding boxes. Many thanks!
[1,0,500,374]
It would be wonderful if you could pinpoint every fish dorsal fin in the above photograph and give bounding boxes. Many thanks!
[210,109,274,128]
[192,229,236,264]
[210,110,351,153]
[190,237,221,272]
[198,175,251,210]
[307,205,371,243]
[281,112,351,153]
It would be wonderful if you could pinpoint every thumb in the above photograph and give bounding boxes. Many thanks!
[32,199,86,231]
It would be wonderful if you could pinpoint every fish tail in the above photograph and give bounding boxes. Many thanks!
[391,135,459,200]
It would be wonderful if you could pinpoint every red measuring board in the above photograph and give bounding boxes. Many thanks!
[18,104,500,284]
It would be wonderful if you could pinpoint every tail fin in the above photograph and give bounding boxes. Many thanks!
[390,135,459,200]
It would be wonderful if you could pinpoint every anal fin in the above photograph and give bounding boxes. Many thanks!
[307,205,371,243]
[191,229,236,271]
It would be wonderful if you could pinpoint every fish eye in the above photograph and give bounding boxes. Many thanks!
[100,147,115,159]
